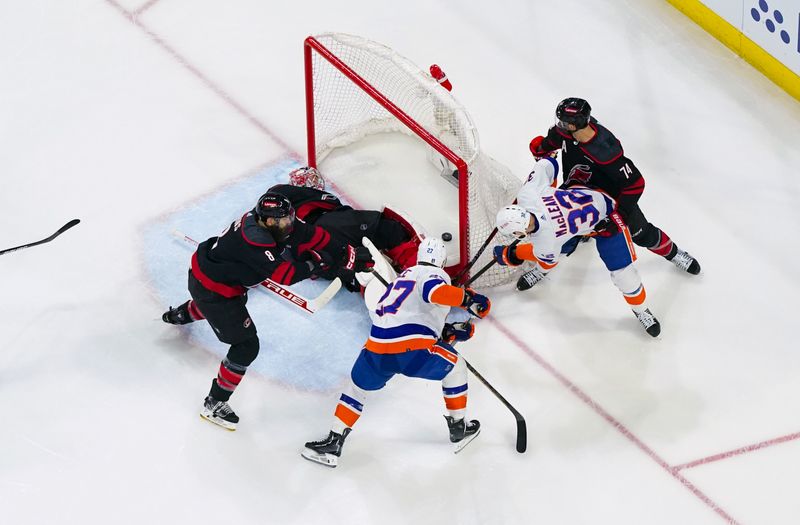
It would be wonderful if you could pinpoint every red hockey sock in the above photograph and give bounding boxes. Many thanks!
[649,231,675,258]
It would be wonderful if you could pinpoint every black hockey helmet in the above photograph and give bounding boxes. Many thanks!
[254,192,295,240]
[556,97,591,130]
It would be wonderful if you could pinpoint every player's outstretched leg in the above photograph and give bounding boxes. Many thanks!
[607,255,661,337]
[301,428,352,468]
[516,266,545,291]
[445,415,481,453]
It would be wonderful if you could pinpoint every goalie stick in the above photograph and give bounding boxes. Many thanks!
[173,230,342,314]
[0,219,80,256]
[367,251,526,453]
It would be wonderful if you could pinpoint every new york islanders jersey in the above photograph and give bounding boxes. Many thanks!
[365,264,451,354]
[517,157,615,267]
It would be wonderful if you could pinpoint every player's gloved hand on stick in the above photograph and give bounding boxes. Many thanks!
[592,210,624,237]
[337,269,362,293]
[341,245,374,273]
[493,244,524,267]
[301,249,336,279]
[462,287,491,318]
[442,320,475,344]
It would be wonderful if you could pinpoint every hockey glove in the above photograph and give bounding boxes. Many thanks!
[299,249,337,279]
[529,136,558,160]
[341,245,374,273]
[493,244,524,267]
[462,288,491,318]
[442,320,475,344]
[592,211,624,238]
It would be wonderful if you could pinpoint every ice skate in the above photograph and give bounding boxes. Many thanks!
[200,395,239,431]
[669,249,701,275]
[162,301,194,325]
[445,415,481,453]
[516,267,545,291]
[633,308,661,337]
[301,428,351,468]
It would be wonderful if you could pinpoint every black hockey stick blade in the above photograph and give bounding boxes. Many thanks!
[0,219,81,256]
[464,359,527,453]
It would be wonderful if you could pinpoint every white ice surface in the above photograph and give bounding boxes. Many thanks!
[2,1,800,524]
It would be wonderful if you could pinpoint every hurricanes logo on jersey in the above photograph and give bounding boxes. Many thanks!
[567,164,592,185]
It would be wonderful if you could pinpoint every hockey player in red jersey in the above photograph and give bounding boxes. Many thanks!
[161,192,374,430]
[269,167,420,276]
[525,98,700,289]
[301,237,490,467]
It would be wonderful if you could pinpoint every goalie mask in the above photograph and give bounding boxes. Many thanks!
[255,192,296,241]
[289,166,325,190]
[416,237,447,268]
[496,205,533,239]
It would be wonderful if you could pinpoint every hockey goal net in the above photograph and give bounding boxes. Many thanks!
[304,33,521,287]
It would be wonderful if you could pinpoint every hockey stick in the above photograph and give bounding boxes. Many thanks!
[463,238,521,287]
[452,227,498,286]
[0,219,80,256]
[370,263,526,453]
[173,230,342,314]
[463,359,527,453]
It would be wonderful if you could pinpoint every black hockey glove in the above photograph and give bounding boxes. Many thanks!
[493,244,524,267]
[442,320,475,344]
[461,287,491,319]
[341,245,375,273]
[300,249,337,279]
[592,210,624,238]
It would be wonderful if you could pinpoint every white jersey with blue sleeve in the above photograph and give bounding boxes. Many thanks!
[517,158,615,268]
[364,264,451,354]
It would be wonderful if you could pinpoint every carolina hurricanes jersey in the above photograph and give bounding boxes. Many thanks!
[517,158,615,267]
[364,264,451,354]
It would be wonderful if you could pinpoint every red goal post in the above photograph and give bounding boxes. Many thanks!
[303,33,521,287]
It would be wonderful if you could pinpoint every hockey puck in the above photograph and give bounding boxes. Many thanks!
[441,232,453,242]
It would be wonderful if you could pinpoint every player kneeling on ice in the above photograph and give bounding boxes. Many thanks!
[493,157,661,337]
[162,192,373,430]
[301,238,491,468]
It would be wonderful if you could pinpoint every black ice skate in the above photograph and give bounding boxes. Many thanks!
[445,415,481,453]
[301,428,352,468]
[633,308,661,337]
[516,267,545,291]
[669,249,701,275]
[162,301,194,325]
[200,395,239,431]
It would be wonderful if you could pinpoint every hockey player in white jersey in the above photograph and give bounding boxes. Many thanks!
[301,238,491,468]
[493,157,661,336]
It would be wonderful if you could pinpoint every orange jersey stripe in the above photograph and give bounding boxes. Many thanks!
[429,284,465,307]
[515,243,558,270]
[429,344,458,365]
[364,337,436,354]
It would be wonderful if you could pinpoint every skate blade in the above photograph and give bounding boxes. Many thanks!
[200,412,237,431]
[300,448,338,468]
[452,428,481,454]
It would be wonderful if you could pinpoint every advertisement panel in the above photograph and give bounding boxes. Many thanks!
[743,0,800,75]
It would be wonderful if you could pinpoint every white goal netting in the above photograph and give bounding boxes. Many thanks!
[305,33,521,287]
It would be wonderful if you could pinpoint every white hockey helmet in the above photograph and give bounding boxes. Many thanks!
[496,205,532,238]
[416,237,448,268]
[289,166,325,190]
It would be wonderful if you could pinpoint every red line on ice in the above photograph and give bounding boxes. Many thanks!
[489,318,740,525]
[672,431,800,471]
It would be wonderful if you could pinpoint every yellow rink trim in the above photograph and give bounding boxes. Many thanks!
[667,0,800,102]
